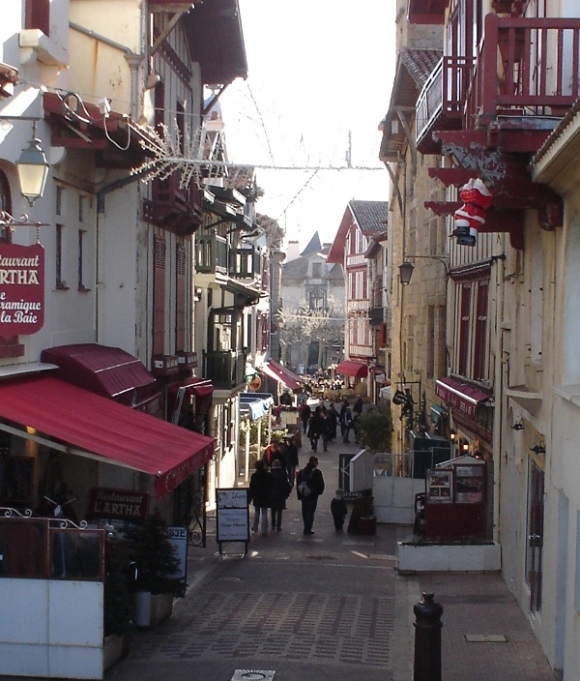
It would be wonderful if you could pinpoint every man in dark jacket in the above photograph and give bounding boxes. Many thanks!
[248,460,272,535]
[270,459,291,531]
[296,456,325,535]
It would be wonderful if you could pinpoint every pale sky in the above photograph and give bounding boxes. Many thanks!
[220,0,396,250]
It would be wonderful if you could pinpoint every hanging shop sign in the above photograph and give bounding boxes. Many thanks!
[86,487,150,522]
[0,243,44,338]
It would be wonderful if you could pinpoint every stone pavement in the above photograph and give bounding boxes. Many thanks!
[106,429,557,681]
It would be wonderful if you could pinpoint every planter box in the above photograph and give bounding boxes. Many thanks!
[103,634,128,672]
[134,591,174,629]
[397,541,502,574]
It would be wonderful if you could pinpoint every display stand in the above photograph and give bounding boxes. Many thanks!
[424,455,486,540]
[215,488,250,556]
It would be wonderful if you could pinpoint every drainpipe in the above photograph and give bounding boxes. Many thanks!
[95,171,147,343]
[69,22,143,120]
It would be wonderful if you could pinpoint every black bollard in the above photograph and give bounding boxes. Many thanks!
[413,592,443,681]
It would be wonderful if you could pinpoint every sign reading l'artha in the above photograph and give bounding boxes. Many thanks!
[0,243,44,338]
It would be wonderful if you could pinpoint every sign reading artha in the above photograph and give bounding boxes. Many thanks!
[0,243,44,337]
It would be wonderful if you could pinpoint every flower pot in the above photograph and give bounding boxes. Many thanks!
[134,591,174,629]
[134,590,152,629]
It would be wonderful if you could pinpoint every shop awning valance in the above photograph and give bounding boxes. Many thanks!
[0,375,214,498]
[41,343,158,408]
[435,377,492,419]
[335,360,368,378]
[260,360,302,391]
[240,392,275,420]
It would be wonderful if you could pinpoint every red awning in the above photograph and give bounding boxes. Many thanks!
[260,360,302,391]
[167,377,214,423]
[335,360,368,378]
[0,375,214,498]
[435,377,492,419]
[41,343,157,407]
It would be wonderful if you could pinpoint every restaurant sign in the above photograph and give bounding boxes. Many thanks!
[0,243,44,338]
[86,487,150,522]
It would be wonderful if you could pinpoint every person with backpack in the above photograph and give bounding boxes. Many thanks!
[296,455,325,535]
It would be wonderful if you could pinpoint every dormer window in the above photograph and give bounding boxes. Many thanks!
[311,262,321,278]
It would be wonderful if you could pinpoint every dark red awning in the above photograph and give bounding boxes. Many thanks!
[41,343,158,408]
[435,377,492,419]
[335,360,368,378]
[260,360,302,391]
[0,375,214,498]
[167,377,214,423]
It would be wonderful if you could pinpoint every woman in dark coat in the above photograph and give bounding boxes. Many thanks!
[307,406,323,452]
[270,459,291,531]
[248,460,272,535]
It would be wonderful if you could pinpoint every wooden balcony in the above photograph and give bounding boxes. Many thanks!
[196,234,228,274]
[143,175,203,235]
[229,247,260,279]
[203,350,246,390]
[416,14,580,155]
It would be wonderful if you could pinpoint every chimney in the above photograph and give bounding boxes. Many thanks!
[285,240,301,262]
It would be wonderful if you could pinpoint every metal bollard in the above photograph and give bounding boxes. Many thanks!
[413,592,443,681]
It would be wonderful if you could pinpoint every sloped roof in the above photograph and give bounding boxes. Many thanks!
[379,48,442,162]
[350,200,388,235]
[301,232,322,256]
[327,200,389,264]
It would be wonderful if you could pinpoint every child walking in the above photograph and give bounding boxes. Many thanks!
[330,489,348,532]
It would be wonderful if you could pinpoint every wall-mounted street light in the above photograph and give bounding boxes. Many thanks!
[16,131,50,207]
[0,118,50,228]
[398,254,449,285]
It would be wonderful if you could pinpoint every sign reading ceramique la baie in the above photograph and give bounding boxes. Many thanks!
[0,243,44,338]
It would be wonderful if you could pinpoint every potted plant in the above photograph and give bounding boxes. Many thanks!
[356,402,393,454]
[130,510,183,629]
[103,538,133,669]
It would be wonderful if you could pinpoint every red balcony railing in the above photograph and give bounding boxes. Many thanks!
[416,13,580,154]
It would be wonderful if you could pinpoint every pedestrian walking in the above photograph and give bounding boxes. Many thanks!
[296,455,325,535]
[330,489,348,532]
[262,439,281,470]
[307,406,322,451]
[270,459,291,531]
[319,407,332,452]
[327,402,339,441]
[248,460,271,535]
[299,399,311,433]
[341,405,353,443]
[283,434,299,487]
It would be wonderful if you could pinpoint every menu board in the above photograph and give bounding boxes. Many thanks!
[216,488,250,543]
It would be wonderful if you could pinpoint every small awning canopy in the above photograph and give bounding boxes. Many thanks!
[336,360,368,378]
[0,375,214,498]
[435,377,492,419]
[41,343,157,408]
[167,376,214,423]
[260,360,302,391]
[240,392,274,420]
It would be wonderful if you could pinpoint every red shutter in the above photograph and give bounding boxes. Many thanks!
[473,281,488,381]
[175,241,186,351]
[153,236,166,355]
[26,0,50,35]
[458,284,471,376]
